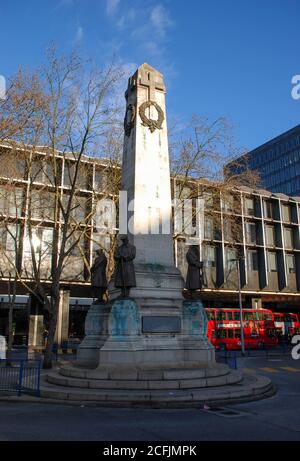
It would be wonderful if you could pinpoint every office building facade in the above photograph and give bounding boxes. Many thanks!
[0,143,300,345]
[225,124,300,196]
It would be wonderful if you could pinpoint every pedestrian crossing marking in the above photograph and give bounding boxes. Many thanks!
[280,367,300,372]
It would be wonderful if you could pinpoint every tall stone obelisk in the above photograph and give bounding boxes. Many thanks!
[115,63,184,304]
[100,63,214,370]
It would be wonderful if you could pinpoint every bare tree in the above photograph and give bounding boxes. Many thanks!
[169,116,260,290]
[0,48,124,368]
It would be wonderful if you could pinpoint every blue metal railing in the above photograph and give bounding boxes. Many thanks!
[0,359,41,396]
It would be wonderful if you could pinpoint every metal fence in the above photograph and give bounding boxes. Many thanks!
[0,359,41,396]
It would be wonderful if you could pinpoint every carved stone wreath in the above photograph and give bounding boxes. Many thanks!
[124,104,136,137]
[139,100,164,133]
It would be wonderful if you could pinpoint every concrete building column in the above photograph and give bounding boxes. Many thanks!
[55,289,70,347]
[28,294,44,350]
[252,298,262,309]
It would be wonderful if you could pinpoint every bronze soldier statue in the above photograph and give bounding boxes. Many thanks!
[185,245,203,299]
[90,249,108,303]
[114,235,136,298]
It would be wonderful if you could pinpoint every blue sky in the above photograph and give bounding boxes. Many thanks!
[0,0,299,151]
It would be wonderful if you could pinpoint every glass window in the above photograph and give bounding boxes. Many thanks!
[222,195,234,212]
[64,161,88,190]
[227,312,233,320]
[62,194,87,223]
[234,329,241,338]
[228,329,234,338]
[284,228,293,249]
[216,311,226,321]
[282,204,291,222]
[244,312,254,321]
[263,201,273,219]
[245,222,256,244]
[30,190,55,221]
[31,159,55,185]
[206,311,215,320]
[244,198,254,215]
[94,168,105,190]
[225,247,237,269]
[264,313,273,321]
[203,245,216,268]
[223,217,232,241]
[217,330,227,339]
[0,187,24,218]
[92,233,111,257]
[175,184,191,199]
[234,312,240,321]
[204,217,214,240]
[267,252,277,272]
[0,224,20,253]
[203,192,214,209]
[265,226,275,246]
[286,254,296,274]
[247,250,258,271]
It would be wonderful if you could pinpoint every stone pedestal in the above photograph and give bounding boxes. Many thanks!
[77,298,214,372]
[76,302,110,368]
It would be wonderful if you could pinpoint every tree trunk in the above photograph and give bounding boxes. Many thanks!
[42,297,59,369]
[6,279,17,365]
[6,302,14,365]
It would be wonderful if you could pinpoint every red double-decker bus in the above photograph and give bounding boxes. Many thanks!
[274,312,300,338]
[205,308,278,351]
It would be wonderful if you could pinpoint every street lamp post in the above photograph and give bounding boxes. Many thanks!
[230,254,245,356]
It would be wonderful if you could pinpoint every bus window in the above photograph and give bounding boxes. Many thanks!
[264,313,273,321]
[234,329,241,338]
[234,312,240,321]
[216,311,226,321]
[244,312,254,321]
[274,315,281,322]
[206,311,215,320]
[217,330,227,339]
[257,312,263,321]
[211,330,216,339]
[227,312,233,321]
[227,329,234,338]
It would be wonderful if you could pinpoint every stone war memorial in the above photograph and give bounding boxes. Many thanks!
[42,64,274,406]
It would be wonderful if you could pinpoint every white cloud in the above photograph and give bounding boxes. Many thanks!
[53,0,74,12]
[75,25,83,42]
[117,8,136,29]
[106,0,120,16]
[150,4,174,38]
